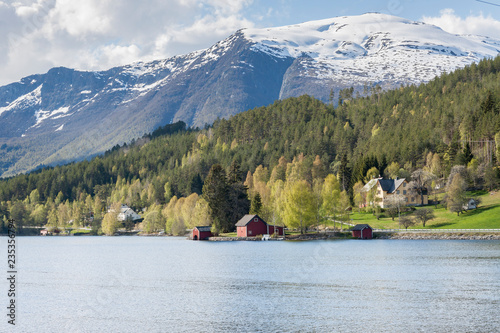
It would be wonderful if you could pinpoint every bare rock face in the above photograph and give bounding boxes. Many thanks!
[1,13,499,177]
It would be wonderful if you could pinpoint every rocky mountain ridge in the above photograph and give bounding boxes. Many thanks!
[0,13,499,177]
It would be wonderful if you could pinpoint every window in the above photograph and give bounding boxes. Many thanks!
[411,197,415,202]
[248,230,252,235]
[403,183,406,187]
[403,190,406,195]
[254,218,258,222]
[396,190,400,194]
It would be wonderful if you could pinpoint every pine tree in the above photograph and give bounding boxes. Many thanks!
[227,161,250,231]
[463,142,473,164]
[202,164,230,233]
[250,193,262,215]
[338,154,351,192]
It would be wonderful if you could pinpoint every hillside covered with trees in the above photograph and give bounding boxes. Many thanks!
[1,55,500,234]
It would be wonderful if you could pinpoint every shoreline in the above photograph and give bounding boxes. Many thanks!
[377,232,500,240]
[5,231,500,241]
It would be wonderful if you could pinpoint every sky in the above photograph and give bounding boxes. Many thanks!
[1,0,500,85]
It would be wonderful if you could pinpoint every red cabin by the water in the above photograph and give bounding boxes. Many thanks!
[351,224,373,239]
[236,214,284,237]
[192,226,212,240]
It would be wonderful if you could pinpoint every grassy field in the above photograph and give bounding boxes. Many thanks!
[347,190,500,230]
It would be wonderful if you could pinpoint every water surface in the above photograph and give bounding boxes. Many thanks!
[4,237,500,332]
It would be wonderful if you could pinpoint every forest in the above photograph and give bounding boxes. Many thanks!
[1,55,499,235]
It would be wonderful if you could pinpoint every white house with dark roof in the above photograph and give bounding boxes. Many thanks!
[116,204,142,222]
[362,177,428,208]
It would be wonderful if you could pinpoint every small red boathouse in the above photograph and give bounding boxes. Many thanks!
[192,226,212,240]
[351,224,373,239]
[236,214,284,237]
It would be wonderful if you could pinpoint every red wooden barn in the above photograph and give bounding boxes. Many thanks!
[351,224,373,239]
[236,214,284,237]
[192,226,212,240]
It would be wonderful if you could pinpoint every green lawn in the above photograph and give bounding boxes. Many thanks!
[70,228,92,235]
[350,191,500,230]
[220,232,237,237]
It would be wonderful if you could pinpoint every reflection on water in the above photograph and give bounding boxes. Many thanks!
[6,237,500,332]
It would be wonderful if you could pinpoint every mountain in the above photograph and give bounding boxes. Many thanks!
[1,13,499,177]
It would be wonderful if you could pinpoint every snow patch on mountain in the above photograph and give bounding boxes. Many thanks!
[243,13,500,86]
[33,106,71,127]
[0,85,42,116]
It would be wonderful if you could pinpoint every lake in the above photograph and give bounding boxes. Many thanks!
[3,237,500,332]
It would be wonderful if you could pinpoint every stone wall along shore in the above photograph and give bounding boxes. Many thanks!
[379,233,500,240]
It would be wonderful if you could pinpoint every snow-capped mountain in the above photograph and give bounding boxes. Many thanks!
[0,13,499,177]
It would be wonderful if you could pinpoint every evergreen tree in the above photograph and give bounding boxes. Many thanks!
[463,142,473,165]
[226,161,250,230]
[250,193,263,215]
[338,154,351,192]
[189,174,203,195]
[202,164,230,233]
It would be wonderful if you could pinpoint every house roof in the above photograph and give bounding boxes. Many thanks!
[117,205,142,221]
[351,224,372,231]
[194,226,212,232]
[363,177,407,194]
[235,214,264,227]
[362,178,380,192]
[378,178,406,193]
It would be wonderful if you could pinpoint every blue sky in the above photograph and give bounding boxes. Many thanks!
[246,0,500,26]
[1,0,500,85]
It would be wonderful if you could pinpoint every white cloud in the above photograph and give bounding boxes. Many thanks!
[0,0,255,85]
[422,8,500,39]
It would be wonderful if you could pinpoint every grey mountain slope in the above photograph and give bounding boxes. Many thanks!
[0,13,499,177]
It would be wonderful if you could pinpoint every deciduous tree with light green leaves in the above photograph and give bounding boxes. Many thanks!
[365,167,380,183]
[385,162,400,179]
[447,174,466,216]
[143,204,165,234]
[312,178,324,230]
[283,180,316,234]
[102,202,121,235]
[321,174,341,230]
[353,181,365,212]
[268,179,286,228]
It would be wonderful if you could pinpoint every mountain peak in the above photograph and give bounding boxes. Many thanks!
[0,13,499,177]
[243,13,499,69]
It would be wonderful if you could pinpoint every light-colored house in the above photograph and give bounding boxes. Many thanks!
[111,204,142,222]
[463,199,477,211]
[362,177,428,208]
